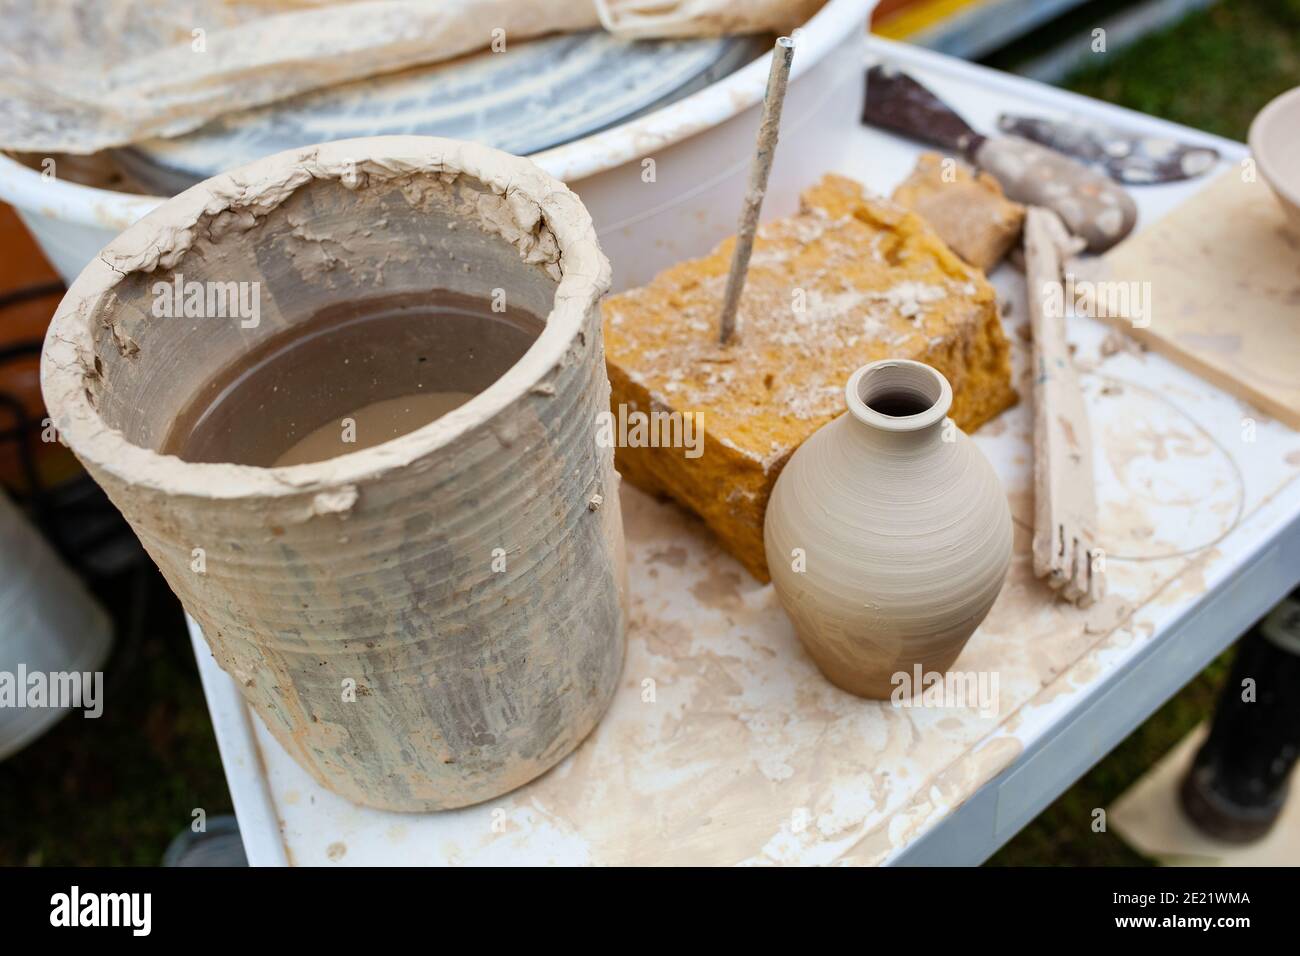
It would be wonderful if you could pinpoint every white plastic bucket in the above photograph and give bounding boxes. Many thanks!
[0,0,874,290]
[0,492,112,760]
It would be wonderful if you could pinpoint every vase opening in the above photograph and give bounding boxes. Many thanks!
[867,392,931,417]
[845,359,953,434]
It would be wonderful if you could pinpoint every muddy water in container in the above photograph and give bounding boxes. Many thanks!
[162,291,544,466]
[41,137,627,811]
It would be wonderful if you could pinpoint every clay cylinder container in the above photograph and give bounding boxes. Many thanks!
[40,137,627,810]
[764,360,1011,699]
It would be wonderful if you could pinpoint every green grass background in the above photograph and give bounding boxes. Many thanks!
[2,0,1298,866]
[1058,0,1300,139]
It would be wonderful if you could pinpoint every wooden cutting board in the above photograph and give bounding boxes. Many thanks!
[1095,169,1300,429]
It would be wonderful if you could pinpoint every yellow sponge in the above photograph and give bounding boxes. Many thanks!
[602,173,1016,582]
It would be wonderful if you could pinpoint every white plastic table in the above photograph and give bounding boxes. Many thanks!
[191,37,1300,866]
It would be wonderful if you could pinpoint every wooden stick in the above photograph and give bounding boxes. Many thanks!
[1025,206,1104,608]
[718,35,795,345]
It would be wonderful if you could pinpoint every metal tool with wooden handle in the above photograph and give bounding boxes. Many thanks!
[864,65,1137,252]
[1025,206,1104,607]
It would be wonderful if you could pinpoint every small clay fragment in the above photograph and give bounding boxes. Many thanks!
[892,152,1026,273]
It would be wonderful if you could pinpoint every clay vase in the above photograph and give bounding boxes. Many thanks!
[764,359,1012,699]
[41,137,626,811]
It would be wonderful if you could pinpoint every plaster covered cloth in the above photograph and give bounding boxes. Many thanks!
[0,0,825,154]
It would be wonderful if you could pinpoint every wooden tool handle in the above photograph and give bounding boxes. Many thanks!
[719,36,795,344]
[977,136,1137,253]
[1025,206,1104,606]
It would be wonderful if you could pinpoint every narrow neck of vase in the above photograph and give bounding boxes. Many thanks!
[844,360,953,446]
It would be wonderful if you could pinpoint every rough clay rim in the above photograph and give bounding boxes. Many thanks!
[1248,85,1300,210]
[845,359,953,434]
[39,135,611,500]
